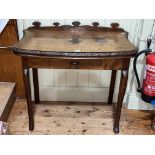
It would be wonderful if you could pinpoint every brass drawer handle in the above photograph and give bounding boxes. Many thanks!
[70,61,80,65]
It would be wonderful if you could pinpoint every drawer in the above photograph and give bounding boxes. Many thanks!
[50,58,101,69]
[50,58,127,70]
[22,57,129,70]
[22,57,50,68]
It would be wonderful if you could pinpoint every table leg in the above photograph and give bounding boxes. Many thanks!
[23,67,34,131]
[113,70,128,134]
[108,70,117,105]
[32,68,40,104]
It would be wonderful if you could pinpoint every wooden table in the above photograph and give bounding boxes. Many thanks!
[12,21,137,133]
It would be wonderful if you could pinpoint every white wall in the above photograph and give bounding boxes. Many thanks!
[17,19,155,110]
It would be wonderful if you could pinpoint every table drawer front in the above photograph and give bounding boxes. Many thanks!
[22,57,50,68]
[50,58,127,70]
[22,57,129,70]
[100,59,124,70]
[50,59,101,69]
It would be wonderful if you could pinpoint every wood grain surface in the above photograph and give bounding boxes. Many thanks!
[0,19,25,97]
[12,21,137,57]
[8,99,155,135]
[0,82,16,122]
[13,31,135,52]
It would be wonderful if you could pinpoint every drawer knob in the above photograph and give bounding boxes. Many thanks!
[70,61,79,65]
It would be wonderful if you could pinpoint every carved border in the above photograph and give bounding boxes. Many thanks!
[27,21,125,32]
[12,47,138,58]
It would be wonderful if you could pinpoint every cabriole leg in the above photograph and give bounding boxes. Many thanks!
[23,67,34,131]
[113,70,128,134]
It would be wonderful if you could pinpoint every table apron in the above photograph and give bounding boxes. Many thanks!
[22,57,130,70]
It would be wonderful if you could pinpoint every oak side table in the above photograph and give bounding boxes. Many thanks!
[12,21,137,133]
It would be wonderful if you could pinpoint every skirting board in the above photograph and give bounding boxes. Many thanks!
[31,87,119,102]
[30,87,155,110]
[126,92,155,110]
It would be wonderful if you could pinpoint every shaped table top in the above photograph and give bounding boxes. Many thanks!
[12,21,138,57]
